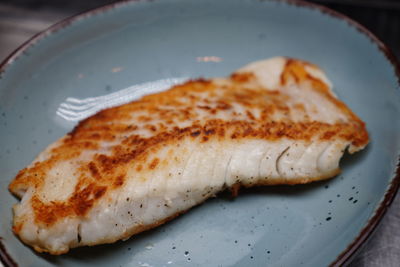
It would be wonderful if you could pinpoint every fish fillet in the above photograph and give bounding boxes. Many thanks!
[9,57,369,254]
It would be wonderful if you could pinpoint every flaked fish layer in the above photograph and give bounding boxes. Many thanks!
[9,57,368,254]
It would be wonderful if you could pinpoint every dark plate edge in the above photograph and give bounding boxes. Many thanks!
[0,0,399,266]
[0,238,17,267]
[0,0,139,80]
[276,1,400,266]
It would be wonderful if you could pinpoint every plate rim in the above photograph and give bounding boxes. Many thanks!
[0,0,399,266]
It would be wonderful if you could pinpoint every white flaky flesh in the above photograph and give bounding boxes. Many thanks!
[9,57,368,254]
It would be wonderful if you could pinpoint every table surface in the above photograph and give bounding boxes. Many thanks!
[0,1,399,266]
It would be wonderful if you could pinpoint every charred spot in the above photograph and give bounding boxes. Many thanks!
[178,128,189,134]
[149,125,157,132]
[125,125,133,130]
[191,131,201,137]
[322,131,336,140]
[113,175,125,187]
[246,110,256,120]
[276,130,284,137]
[88,162,101,180]
[197,105,211,110]
[94,186,107,199]
[96,154,111,169]
[149,158,160,170]
[202,136,209,142]
[204,129,215,136]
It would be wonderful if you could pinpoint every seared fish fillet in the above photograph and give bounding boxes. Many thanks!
[9,57,368,254]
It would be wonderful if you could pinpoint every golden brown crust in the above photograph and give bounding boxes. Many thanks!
[9,58,369,229]
[29,183,108,226]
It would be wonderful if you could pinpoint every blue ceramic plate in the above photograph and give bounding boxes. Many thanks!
[1,0,399,266]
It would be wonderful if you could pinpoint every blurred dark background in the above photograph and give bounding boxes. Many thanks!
[0,1,399,266]
[0,0,399,61]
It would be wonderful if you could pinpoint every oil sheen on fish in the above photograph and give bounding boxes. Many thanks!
[9,57,369,254]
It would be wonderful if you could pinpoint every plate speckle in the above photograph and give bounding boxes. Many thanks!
[0,0,399,266]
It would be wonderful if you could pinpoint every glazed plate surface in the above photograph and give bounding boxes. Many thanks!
[0,0,399,266]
